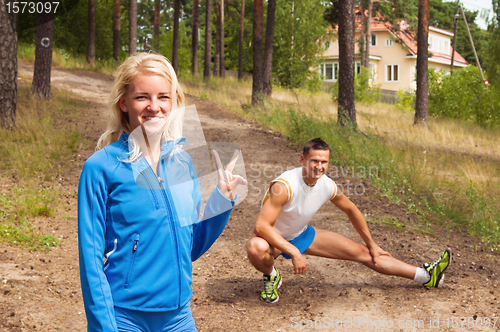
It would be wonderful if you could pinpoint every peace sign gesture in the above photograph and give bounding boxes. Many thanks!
[212,150,248,200]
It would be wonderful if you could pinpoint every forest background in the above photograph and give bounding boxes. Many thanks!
[1,0,500,254]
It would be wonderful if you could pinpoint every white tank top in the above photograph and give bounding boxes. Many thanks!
[261,167,338,241]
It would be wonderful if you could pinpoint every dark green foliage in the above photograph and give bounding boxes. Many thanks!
[271,0,329,89]
[427,67,499,128]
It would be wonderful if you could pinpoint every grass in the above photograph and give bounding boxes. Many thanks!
[180,75,500,252]
[0,186,60,251]
[0,82,84,181]
[18,42,118,76]
[0,80,90,251]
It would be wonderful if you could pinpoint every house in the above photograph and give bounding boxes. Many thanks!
[319,16,469,92]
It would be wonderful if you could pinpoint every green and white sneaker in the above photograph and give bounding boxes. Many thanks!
[424,248,451,288]
[260,267,282,303]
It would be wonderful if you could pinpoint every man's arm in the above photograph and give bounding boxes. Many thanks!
[331,188,391,265]
[254,182,307,274]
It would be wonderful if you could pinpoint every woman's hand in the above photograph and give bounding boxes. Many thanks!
[212,150,248,200]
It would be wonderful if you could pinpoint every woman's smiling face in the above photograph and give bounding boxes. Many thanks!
[119,73,173,132]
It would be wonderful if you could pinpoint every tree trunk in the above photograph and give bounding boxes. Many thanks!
[113,0,121,64]
[415,0,429,128]
[0,0,17,129]
[251,0,264,105]
[192,0,199,75]
[238,0,245,80]
[363,0,372,68]
[203,0,213,80]
[214,3,220,76]
[32,10,55,99]
[262,0,276,96]
[87,0,96,65]
[129,0,137,55]
[337,0,356,128]
[154,0,160,52]
[220,0,225,78]
[172,0,180,72]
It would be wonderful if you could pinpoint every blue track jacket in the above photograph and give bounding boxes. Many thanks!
[78,133,235,331]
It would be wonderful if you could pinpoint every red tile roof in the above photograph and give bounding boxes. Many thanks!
[328,13,468,66]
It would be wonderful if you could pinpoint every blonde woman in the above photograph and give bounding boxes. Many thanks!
[78,53,246,331]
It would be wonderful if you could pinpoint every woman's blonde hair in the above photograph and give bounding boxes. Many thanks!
[96,53,185,153]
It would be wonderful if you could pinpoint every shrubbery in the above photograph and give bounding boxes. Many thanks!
[398,66,500,128]
[331,67,381,103]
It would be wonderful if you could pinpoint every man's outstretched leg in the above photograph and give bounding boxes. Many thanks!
[304,229,451,288]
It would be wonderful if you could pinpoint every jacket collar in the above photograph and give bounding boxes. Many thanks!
[118,131,187,157]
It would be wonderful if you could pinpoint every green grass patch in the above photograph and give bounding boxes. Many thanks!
[0,81,90,251]
[0,84,84,181]
[18,42,117,76]
[0,186,60,251]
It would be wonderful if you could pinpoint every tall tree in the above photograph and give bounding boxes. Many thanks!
[192,0,199,75]
[238,0,245,80]
[214,2,221,76]
[204,0,213,80]
[220,0,225,78]
[0,0,17,129]
[414,0,429,128]
[363,0,372,68]
[87,0,96,65]
[153,0,160,51]
[337,0,356,127]
[273,0,329,89]
[262,0,276,95]
[251,0,264,105]
[172,0,180,72]
[129,0,137,55]
[32,10,55,99]
[113,0,121,63]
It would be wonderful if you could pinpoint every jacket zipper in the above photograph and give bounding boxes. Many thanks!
[124,233,140,288]
[140,171,159,209]
[147,159,182,307]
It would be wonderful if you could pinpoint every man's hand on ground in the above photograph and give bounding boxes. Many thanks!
[291,253,307,274]
[368,244,392,266]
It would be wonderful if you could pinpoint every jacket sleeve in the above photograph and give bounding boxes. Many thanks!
[78,155,118,332]
[191,187,236,261]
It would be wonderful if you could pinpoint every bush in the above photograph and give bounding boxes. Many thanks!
[428,67,500,128]
[394,67,500,128]
[331,67,380,103]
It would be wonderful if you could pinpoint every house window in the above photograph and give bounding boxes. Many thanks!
[386,64,399,82]
[385,38,393,47]
[325,63,333,80]
[371,33,377,47]
[320,62,339,81]
[355,62,362,75]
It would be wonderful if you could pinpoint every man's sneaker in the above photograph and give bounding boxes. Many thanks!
[260,267,282,303]
[424,248,451,288]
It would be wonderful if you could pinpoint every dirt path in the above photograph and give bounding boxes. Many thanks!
[1,62,499,332]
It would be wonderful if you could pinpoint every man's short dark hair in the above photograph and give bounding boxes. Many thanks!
[302,138,330,157]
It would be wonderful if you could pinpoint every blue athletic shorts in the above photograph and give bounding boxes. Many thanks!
[280,226,316,259]
[115,302,197,332]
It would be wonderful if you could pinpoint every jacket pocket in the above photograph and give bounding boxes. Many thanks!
[124,233,140,288]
